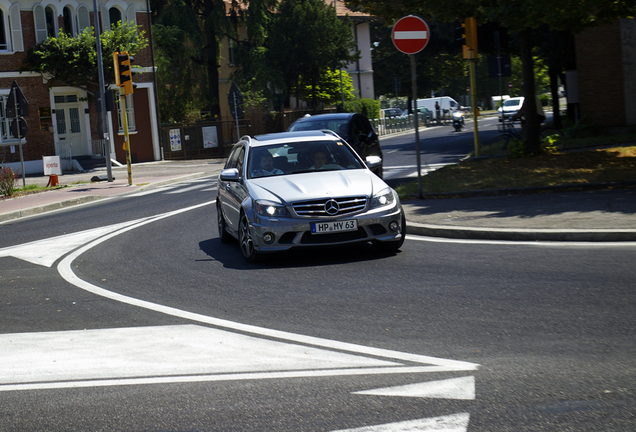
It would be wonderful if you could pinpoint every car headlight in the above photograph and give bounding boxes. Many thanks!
[371,188,395,208]
[255,200,289,217]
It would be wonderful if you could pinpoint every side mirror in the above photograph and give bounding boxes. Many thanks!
[365,156,382,170]
[220,168,240,182]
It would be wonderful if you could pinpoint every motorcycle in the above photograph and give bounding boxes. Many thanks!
[452,111,465,132]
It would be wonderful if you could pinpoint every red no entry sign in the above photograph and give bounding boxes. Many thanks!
[392,15,430,55]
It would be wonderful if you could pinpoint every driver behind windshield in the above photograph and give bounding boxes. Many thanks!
[310,149,341,170]
[251,151,283,177]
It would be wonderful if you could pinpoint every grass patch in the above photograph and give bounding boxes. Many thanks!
[396,145,636,199]
[0,183,68,200]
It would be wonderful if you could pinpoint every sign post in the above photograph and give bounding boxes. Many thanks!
[392,15,430,199]
[6,81,28,187]
[228,82,243,141]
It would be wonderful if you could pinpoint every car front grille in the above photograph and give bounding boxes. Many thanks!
[292,196,367,217]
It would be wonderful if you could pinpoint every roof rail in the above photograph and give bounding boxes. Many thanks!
[320,129,340,139]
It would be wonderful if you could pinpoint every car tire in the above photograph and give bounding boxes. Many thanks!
[239,212,260,263]
[217,201,232,244]
[373,213,406,252]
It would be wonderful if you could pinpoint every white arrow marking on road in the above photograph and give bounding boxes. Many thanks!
[0,324,400,388]
[0,220,142,267]
[332,413,470,432]
[353,376,475,400]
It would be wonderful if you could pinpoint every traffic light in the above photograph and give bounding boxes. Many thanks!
[112,51,136,95]
[462,17,478,59]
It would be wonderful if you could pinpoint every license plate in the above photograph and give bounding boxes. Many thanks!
[311,219,358,234]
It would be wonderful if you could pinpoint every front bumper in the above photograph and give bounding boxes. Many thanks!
[248,204,405,252]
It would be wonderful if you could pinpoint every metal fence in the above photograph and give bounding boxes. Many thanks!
[371,112,433,136]
[160,118,252,160]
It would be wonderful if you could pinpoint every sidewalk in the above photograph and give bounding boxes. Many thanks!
[2,159,636,242]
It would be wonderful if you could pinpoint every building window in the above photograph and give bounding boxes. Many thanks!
[45,6,56,38]
[0,10,6,51]
[109,7,122,27]
[63,6,74,36]
[116,92,136,134]
[0,93,20,143]
[2,4,24,52]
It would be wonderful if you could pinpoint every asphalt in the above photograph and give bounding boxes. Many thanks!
[1,158,635,242]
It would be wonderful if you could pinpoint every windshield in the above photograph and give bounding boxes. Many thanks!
[288,119,350,141]
[505,99,522,107]
[248,140,364,179]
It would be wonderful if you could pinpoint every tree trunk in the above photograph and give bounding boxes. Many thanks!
[549,67,561,129]
[519,29,541,155]
[204,0,221,119]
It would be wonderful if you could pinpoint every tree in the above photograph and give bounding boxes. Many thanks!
[265,0,359,110]
[369,19,467,102]
[21,22,147,96]
[294,68,357,107]
[153,24,209,123]
[346,0,636,154]
[151,0,223,118]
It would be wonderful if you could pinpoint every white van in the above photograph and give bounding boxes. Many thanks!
[416,97,460,120]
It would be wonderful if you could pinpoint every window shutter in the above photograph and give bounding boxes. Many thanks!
[100,5,109,32]
[126,5,137,27]
[77,5,90,33]
[33,5,47,43]
[9,4,23,51]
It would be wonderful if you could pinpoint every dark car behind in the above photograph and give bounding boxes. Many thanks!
[287,113,383,178]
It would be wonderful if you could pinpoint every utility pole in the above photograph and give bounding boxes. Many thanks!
[462,18,480,157]
[93,0,113,182]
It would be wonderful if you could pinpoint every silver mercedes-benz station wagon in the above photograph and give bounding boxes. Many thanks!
[216,130,406,262]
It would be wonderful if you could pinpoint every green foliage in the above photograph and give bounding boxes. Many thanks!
[21,22,147,95]
[344,98,380,119]
[294,69,356,107]
[153,24,207,124]
[541,134,561,154]
[0,166,18,197]
[265,0,359,106]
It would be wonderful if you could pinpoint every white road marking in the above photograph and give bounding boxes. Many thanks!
[383,163,449,179]
[124,185,179,197]
[353,376,475,400]
[165,184,212,194]
[0,220,143,267]
[0,324,400,390]
[2,201,479,396]
[331,413,470,432]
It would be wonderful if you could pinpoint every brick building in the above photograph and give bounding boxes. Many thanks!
[0,0,159,175]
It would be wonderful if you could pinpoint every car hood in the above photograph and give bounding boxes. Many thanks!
[247,170,386,203]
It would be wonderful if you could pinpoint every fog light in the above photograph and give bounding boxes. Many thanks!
[262,232,275,244]
[389,221,399,232]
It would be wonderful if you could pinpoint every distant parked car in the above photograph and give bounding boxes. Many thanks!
[498,97,524,121]
[287,113,383,178]
[216,130,406,262]
[381,108,403,118]
[417,107,432,121]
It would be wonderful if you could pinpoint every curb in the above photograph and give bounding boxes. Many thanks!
[406,221,636,242]
[0,172,218,223]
